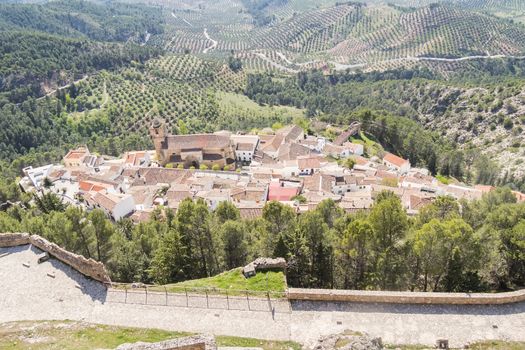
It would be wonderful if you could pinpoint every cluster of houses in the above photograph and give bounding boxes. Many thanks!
[19,120,525,223]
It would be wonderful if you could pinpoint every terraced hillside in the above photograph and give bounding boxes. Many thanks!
[141,0,525,74]
[71,54,304,135]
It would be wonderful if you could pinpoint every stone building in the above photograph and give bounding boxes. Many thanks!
[150,119,235,168]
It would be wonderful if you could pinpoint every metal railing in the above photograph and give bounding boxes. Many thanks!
[106,283,291,314]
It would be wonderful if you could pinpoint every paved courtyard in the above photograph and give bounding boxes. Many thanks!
[1,244,524,348]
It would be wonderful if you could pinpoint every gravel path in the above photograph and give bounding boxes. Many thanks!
[1,245,524,348]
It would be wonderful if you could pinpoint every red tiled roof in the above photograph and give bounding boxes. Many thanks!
[474,185,495,193]
[268,183,299,201]
[79,180,107,193]
[298,157,321,169]
[64,147,89,160]
[166,134,230,150]
[513,191,525,202]
[238,207,264,220]
[383,153,409,167]
[93,192,118,211]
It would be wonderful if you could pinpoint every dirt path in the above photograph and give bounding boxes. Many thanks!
[203,28,218,54]
[253,52,298,73]
[100,80,109,108]
[37,75,89,101]
[171,11,193,27]
[253,51,525,73]
[140,32,151,46]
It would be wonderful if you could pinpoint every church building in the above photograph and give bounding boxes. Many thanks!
[149,119,236,169]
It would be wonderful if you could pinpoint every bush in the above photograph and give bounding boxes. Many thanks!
[503,118,513,129]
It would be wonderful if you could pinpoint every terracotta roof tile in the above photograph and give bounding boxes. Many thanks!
[383,153,409,168]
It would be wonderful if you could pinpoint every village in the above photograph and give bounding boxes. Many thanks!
[18,119,525,223]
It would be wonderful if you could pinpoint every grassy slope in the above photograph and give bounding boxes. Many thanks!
[150,268,287,295]
[217,92,305,130]
[0,321,300,350]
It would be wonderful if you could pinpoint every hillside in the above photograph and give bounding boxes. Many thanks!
[154,1,525,74]
[70,54,304,135]
[0,31,160,105]
[0,0,164,42]
[246,70,525,181]
[0,0,524,183]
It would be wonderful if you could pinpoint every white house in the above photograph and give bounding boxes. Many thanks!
[124,151,151,168]
[300,136,326,152]
[22,165,54,190]
[297,157,321,176]
[196,189,231,210]
[383,153,411,175]
[323,142,363,159]
[85,191,135,221]
[330,175,369,195]
[400,175,438,190]
[230,135,260,163]
[343,142,364,156]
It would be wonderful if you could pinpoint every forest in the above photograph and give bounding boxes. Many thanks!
[0,32,161,104]
[0,0,165,42]
[240,0,288,26]
[0,186,523,293]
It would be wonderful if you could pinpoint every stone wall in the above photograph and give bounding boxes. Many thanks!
[116,335,216,350]
[0,233,111,284]
[0,232,30,247]
[287,287,525,305]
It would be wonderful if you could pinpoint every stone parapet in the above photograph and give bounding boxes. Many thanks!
[287,287,525,305]
[0,233,111,284]
[0,232,30,247]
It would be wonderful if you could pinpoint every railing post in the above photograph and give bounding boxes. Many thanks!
[185,287,189,307]
[205,289,209,309]
[267,291,271,311]
[226,290,229,310]
[145,286,148,305]
[246,290,250,311]
[125,286,128,304]
[165,286,168,306]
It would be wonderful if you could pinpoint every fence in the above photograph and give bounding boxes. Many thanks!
[106,284,291,314]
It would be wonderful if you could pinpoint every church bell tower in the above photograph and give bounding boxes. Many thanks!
[149,118,167,163]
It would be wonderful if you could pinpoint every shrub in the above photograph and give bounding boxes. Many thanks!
[503,118,513,130]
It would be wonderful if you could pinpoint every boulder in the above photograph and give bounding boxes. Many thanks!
[116,334,216,350]
[242,257,286,278]
[311,332,383,350]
